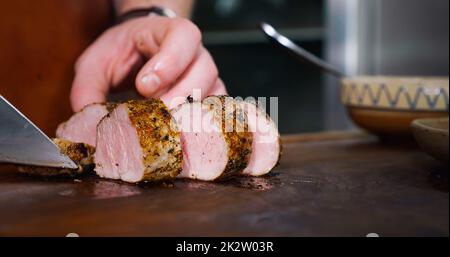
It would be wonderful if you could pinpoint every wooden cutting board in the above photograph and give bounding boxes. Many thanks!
[0,132,447,236]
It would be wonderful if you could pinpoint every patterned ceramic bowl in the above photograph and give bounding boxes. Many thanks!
[341,76,449,135]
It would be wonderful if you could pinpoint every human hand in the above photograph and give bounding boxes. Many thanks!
[70,16,227,111]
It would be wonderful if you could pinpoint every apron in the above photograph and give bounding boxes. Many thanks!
[0,0,113,135]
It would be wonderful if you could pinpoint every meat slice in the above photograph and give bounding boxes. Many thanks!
[95,99,182,183]
[56,103,116,146]
[172,96,253,181]
[239,100,281,176]
[17,138,95,176]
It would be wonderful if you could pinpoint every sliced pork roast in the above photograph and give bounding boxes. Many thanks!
[171,96,253,181]
[238,100,281,176]
[18,138,95,176]
[95,99,182,183]
[56,103,116,146]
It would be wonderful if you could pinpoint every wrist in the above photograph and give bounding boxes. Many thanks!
[114,0,194,18]
[116,6,177,24]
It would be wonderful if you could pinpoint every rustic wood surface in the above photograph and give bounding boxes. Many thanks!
[0,132,448,236]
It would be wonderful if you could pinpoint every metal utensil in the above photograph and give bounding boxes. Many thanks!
[260,22,346,78]
[0,95,77,169]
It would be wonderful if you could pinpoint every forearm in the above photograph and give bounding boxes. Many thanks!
[114,0,194,18]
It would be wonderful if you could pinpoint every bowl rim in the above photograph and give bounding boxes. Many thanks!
[411,117,449,135]
[342,76,449,85]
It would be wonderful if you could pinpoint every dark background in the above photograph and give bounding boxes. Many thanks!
[191,0,449,134]
[193,0,325,134]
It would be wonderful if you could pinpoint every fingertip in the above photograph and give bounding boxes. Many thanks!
[135,70,163,97]
[70,85,85,112]
[70,83,107,112]
[70,94,86,113]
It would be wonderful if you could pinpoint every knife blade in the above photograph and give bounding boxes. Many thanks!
[0,95,77,169]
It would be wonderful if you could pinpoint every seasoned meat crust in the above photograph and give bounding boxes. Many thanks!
[17,138,95,176]
[105,102,118,112]
[127,99,182,181]
[203,95,253,180]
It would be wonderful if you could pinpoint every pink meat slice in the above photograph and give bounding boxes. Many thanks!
[95,100,182,183]
[171,96,252,181]
[172,102,228,181]
[240,101,281,176]
[95,105,144,182]
[56,103,109,146]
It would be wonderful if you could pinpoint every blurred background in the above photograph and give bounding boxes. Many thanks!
[0,0,448,135]
[193,0,449,133]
